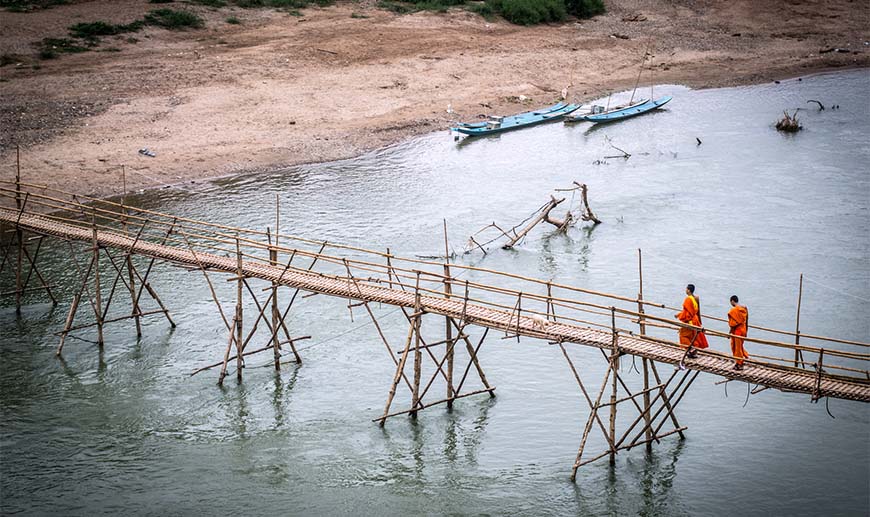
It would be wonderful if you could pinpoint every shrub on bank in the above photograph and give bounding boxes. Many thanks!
[565,0,605,18]
[375,0,604,24]
[144,9,205,29]
[487,0,565,25]
[1,0,68,12]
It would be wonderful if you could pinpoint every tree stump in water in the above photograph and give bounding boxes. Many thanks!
[776,110,802,132]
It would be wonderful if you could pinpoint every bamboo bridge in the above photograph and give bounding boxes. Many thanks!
[2,179,868,479]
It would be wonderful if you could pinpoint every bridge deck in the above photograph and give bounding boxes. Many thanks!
[3,207,868,402]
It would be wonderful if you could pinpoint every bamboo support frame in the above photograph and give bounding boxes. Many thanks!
[1,181,868,478]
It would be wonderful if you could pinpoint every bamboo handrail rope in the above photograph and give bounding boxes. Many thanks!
[446,277,641,322]
[652,299,869,348]
[634,333,867,383]
[5,183,869,341]
[7,205,867,362]
[635,317,870,360]
[610,305,870,361]
[6,208,870,382]
[4,191,840,355]
[4,183,867,351]
[10,201,866,360]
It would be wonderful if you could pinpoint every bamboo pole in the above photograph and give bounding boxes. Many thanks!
[235,237,244,382]
[609,308,618,465]
[218,315,237,385]
[269,230,281,371]
[559,344,616,452]
[571,366,612,482]
[443,220,455,408]
[119,171,142,338]
[56,243,97,355]
[795,273,804,368]
[411,272,423,418]
[648,360,684,437]
[379,314,417,426]
[14,145,22,312]
[638,248,652,448]
[91,214,104,347]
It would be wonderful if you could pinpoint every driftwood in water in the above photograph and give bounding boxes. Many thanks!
[604,136,631,159]
[553,182,602,227]
[464,182,601,253]
[776,110,802,132]
[807,100,825,111]
[503,196,565,248]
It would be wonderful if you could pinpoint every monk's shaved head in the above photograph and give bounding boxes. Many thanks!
[686,284,695,293]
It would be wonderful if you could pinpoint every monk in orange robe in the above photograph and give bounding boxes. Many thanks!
[728,295,749,370]
[674,284,709,357]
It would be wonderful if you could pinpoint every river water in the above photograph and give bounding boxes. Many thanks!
[2,70,868,516]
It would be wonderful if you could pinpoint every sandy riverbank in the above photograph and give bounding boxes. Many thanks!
[0,0,867,200]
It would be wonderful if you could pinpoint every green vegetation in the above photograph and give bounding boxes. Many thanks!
[190,0,226,6]
[34,8,203,60]
[565,0,604,18]
[37,37,89,59]
[68,20,144,41]
[233,0,330,7]
[0,53,25,67]
[377,1,413,14]
[376,0,603,24]
[144,8,205,29]
[226,15,241,23]
[487,0,564,24]
[148,0,174,3]
[1,0,68,13]
[466,1,495,20]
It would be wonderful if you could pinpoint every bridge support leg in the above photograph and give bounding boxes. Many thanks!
[55,237,174,355]
[0,231,57,309]
[374,278,495,426]
[186,236,305,385]
[561,342,696,482]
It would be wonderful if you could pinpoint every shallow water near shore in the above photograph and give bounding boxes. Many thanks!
[2,70,869,515]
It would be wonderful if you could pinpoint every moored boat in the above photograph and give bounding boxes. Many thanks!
[573,95,672,124]
[452,102,580,137]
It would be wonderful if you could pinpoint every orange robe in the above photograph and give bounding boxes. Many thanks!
[728,305,749,365]
[676,295,709,349]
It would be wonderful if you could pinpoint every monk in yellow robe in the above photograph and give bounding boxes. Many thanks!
[675,284,709,357]
[728,295,749,370]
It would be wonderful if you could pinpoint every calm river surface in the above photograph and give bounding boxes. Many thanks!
[2,70,869,516]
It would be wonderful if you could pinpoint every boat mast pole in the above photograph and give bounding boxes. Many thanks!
[629,43,650,105]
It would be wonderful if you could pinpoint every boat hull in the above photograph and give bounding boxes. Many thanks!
[579,96,672,124]
[452,102,580,136]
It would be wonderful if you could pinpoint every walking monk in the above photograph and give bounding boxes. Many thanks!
[728,295,749,370]
[674,284,709,358]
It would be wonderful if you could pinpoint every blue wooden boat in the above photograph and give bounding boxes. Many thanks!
[452,102,580,136]
[570,95,672,124]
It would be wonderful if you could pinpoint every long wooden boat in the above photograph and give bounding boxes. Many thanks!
[569,95,672,124]
[452,102,581,136]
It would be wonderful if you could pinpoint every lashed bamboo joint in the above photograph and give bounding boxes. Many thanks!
[1,181,868,477]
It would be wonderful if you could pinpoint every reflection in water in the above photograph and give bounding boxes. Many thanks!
[539,224,596,275]
[271,364,300,429]
[638,440,684,517]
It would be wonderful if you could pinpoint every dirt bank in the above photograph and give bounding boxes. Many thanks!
[1,0,867,199]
